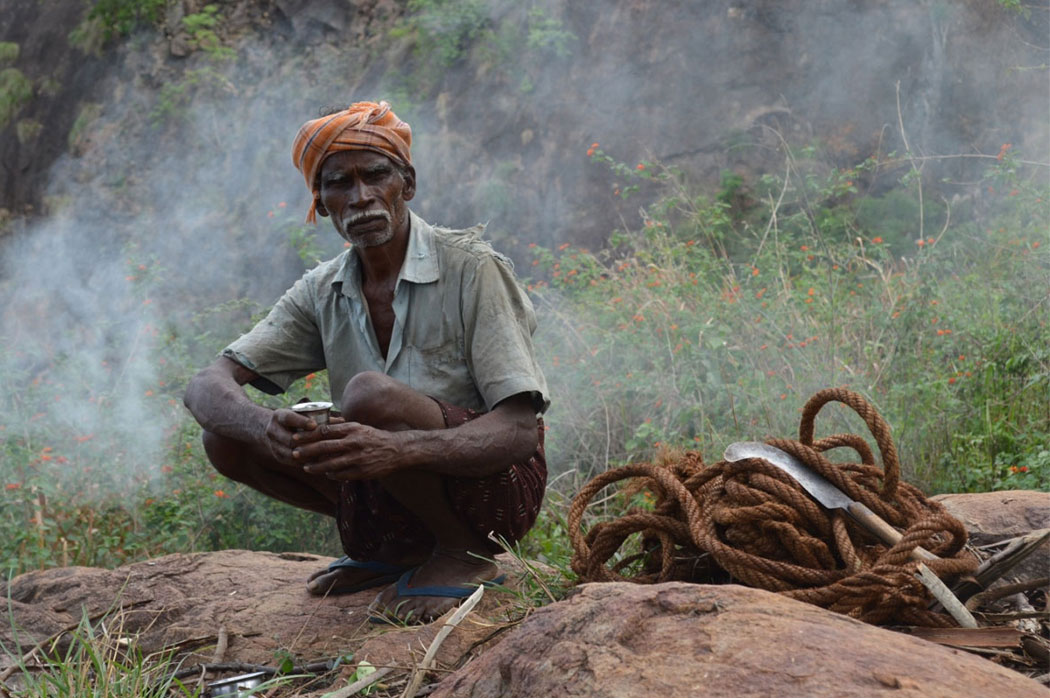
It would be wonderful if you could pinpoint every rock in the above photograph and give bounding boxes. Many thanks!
[433,582,1048,698]
[0,550,528,693]
[932,490,1049,542]
[933,490,1049,584]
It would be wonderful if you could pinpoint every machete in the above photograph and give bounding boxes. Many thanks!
[724,441,938,562]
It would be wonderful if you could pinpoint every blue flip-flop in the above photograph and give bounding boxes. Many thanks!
[368,567,507,624]
[309,556,411,595]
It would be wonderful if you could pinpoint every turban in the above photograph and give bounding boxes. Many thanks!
[291,101,413,223]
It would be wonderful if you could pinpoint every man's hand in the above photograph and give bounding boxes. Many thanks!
[263,408,322,465]
[290,421,405,481]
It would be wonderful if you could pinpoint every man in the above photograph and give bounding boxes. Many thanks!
[183,101,549,623]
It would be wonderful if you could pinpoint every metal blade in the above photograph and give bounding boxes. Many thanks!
[723,441,853,511]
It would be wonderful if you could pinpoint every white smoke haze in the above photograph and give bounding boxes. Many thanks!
[0,0,1047,504]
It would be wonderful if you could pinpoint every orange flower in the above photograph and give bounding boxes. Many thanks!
[144,498,155,506]
[807,288,815,296]
[948,377,956,384]
[558,243,570,251]
[611,297,622,303]
[161,465,173,474]
[4,483,20,490]
[752,267,759,276]
[780,393,787,400]
[586,148,595,157]
[1033,241,1041,249]
[591,142,599,148]
[278,201,287,208]
[636,164,645,171]
[528,242,537,249]
[685,240,695,246]
[917,239,925,247]
[214,489,229,498]
[800,245,809,251]
[755,287,766,299]
[145,390,154,397]
[872,237,883,244]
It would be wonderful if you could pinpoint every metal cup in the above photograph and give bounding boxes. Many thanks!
[290,400,333,427]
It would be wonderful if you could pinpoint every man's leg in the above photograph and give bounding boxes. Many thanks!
[201,419,427,594]
[339,372,507,621]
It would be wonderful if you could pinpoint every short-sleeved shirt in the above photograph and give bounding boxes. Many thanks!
[223,211,550,414]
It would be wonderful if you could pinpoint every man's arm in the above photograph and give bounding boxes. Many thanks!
[184,356,316,464]
[290,392,538,481]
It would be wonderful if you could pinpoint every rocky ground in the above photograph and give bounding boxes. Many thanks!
[0,489,1046,697]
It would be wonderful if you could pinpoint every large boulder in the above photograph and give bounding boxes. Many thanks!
[0,550,522,693]
[433,581,1048,698]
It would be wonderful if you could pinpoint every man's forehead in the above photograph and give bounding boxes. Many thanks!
[320,150,395,174]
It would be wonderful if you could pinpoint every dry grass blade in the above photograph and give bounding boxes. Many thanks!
[402,584,485,698]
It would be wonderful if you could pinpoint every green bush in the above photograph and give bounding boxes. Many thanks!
[531,142,1049,495]
[87,0,168,40]
[0,67,33,128]
[0,42,19,67]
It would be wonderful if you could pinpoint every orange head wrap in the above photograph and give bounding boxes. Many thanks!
[291,101,413,223]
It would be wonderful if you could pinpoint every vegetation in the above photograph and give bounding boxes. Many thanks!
[531,139,1048,497]
[0,68,33,129]
[86,0,169,41]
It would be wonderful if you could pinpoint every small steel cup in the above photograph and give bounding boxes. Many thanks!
[290,400,333,427]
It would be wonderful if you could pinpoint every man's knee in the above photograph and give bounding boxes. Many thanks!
[339,371,441,430]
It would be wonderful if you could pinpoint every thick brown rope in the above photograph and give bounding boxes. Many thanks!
[569,387,979,626]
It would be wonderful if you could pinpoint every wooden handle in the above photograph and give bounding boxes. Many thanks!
[847,502,938,561]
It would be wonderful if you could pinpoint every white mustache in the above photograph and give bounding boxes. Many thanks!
[343,210,391,226]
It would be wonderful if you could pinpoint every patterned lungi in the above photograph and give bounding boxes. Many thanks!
[335,398,547,560]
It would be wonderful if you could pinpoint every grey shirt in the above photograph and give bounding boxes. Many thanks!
[223,211,549,414]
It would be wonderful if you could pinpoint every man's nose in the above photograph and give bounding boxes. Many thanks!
[348,182,373,208]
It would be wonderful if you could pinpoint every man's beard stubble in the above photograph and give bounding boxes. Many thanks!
[339,209,395,248]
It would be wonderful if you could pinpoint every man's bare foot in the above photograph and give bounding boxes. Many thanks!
[306,554,426,596]
[367,548,499,623]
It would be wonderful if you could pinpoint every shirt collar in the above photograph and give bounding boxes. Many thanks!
[333,209,439,297]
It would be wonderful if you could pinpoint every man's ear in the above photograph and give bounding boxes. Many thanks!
[401,165,417,202]
[314,198,329,218]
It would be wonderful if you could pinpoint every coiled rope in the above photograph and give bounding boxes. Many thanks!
[569,388,979,626]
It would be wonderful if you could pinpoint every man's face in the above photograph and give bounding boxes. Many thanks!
[316,150,416,248]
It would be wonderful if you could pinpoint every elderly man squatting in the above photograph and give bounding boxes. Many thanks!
[183,101,550,623]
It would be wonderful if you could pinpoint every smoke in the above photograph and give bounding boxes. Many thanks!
[0,0,1046,498]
